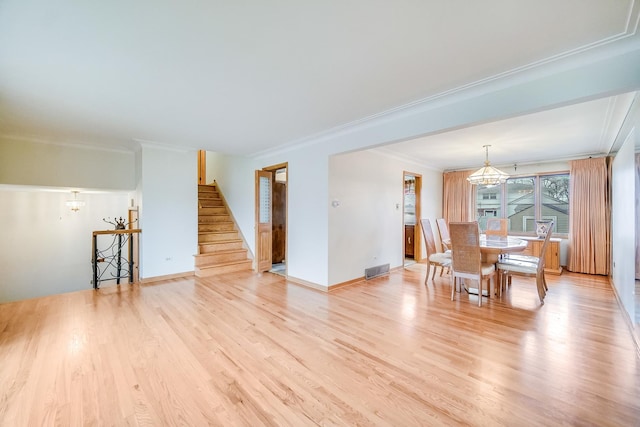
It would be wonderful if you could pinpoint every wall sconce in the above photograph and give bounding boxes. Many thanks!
[66,191,86,212]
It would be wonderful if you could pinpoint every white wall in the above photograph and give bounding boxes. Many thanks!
[138,145,198,278]
[611,127,637,321]
[201,49,640,290]
[0,137,135,190]
[0,137,136,302]
[328,150,442,284]
[207,143,330,287]
[206,151,255,256]
[0,189,131,302]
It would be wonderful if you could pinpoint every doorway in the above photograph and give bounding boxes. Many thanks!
[255,163,288,276]
[197,150,206,185]
[403,173,422,267]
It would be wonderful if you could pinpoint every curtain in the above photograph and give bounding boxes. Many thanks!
[442,170,474,224]
[566,157,610,275]
[636,154,640,280]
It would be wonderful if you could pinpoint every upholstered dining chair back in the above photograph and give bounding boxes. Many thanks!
[449,221,496,306]
[421,218,438,257]
[497,220,554,303]
[419,219,451,284]
[435,218,451,251]
[485,218,508,238]
[449,222,481,276]
[534,219,554,274]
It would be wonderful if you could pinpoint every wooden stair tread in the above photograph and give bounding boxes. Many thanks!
[196,183,252,275]
[198,221,233,225]
[194,249,246,257]
[196,259,252,269]
[199,238,242,245]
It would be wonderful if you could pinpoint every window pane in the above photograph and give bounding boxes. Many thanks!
[476,184,501,231]
[506,177,535,233]
[541,174,569,234]
[259,176,271,223]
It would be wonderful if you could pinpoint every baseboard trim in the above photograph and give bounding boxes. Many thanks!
[328,277,366,291]
[140,271,195,284]
[287,265,405,293]
[609,276,640,359]
[285,276,329,293]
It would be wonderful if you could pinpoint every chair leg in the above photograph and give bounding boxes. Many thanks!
[425,263,431,285]
[478,278,483,307]
[500,271,508,296]
[431,264,437,280]
[451,276,455,301]
[536,275,546,303]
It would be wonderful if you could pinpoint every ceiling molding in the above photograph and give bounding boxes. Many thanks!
[366,147,444,173]
[253,32,640,160]
[600,92,637,153]
[0,133,135,155]
[134,138,197,153]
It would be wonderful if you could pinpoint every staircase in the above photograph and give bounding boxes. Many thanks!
[194,184,252,277]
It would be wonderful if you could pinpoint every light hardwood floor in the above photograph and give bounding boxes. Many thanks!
[1,266,639,426]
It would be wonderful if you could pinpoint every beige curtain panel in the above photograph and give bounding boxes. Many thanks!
[443,170,474,224]
[566,157,611,275]
[636,154,640,280]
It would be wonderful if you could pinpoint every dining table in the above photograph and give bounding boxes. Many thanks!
[478,235,528,263]
[443,235,528,297]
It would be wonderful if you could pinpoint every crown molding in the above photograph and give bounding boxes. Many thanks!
[0,133,135,154]
[252,28,640,160]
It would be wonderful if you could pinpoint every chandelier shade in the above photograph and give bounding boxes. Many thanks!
[467,145,509,186]
[65,191,86,212]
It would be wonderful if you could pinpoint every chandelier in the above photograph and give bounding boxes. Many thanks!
[466,145,509,186]
[65,191,86,212]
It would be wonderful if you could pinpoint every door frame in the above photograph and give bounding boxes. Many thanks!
[197,150,206,185]
[403,172,422,263]
[262,162,288,275]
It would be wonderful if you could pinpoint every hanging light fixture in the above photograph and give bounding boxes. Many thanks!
[467,145,509,186]
[66,191,86,212]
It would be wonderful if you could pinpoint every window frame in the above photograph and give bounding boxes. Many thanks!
[475,171,569,238]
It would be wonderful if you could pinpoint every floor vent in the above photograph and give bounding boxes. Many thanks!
[365,263,390,280]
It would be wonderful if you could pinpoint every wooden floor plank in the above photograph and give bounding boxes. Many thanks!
[1,266,639,426]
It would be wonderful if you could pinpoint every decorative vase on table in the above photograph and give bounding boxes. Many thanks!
[535,220,552,238]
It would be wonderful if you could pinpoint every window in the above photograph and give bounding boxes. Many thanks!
[475,173,569,235]
[541,174,569,234]
[476,185,501,231]
[507,177,534,233]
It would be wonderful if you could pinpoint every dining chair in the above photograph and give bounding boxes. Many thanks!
[419,219,451,284]
[485,218,508,239]
[435,218,451,252]
[449,222,496,307]
[496,220,554,303]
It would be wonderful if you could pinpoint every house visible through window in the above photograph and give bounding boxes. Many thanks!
[475,173,569,235]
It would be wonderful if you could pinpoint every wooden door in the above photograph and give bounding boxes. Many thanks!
[198,150,206,185]
[272,180,286,263]
[255,170,273,272]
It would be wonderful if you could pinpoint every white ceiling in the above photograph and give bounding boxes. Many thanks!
[0,1,638,169]
[375,92,637,171]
